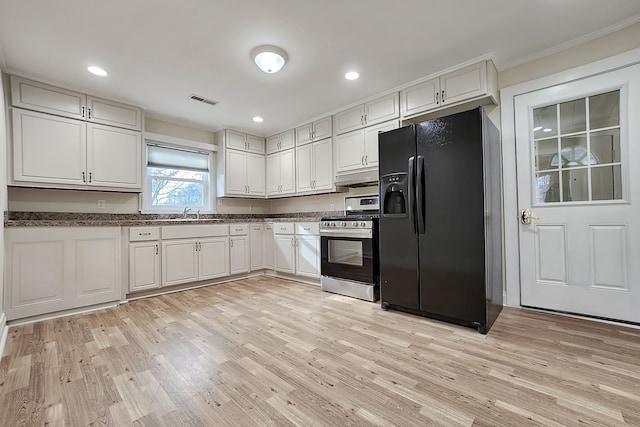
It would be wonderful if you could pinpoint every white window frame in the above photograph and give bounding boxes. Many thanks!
[141,132,217,214]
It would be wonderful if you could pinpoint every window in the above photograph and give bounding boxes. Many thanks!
[532,90,622,203]
[143,143,213,212]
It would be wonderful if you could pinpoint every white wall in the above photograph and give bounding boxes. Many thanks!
[0,72,8,344]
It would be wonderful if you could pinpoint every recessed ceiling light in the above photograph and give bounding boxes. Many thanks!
[543,128,553,132]
[533,126,543,131]
[253,116,264,123]
[345,71,359,80]
[87,66,108,77]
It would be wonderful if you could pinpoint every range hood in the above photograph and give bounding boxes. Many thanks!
[334,170,379,188]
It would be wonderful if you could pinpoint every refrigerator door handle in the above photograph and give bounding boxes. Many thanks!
[408,156,416,234]
[416,155,426,234]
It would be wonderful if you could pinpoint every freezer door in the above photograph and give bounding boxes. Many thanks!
[416,108,487,322]
[378,125,420,309]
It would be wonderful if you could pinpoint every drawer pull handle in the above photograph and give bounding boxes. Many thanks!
[139,232,152,236]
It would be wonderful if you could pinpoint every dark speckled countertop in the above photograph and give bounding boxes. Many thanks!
[5,211,339,227]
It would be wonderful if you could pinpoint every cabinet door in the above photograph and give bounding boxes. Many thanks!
[365,93,399,126]
[313,139,334,191]
[250,224,265,270]
[266,135,280,154]
[11,76,86,120]
[129,241,161,292]
[162,239,198,286]
[264,224,274,269]
[246,152,266,196]
[246,134,266,154]
[295,143,313,193]
[274,235,296,274]
[280,129,295,150]
[401,77,440,117]
[226,149,248,194]
[230,236,250,275]
[12,109,86,186]
[335,104,365,135]
[86,124,142,190]
[226,130,247,150]
[364,120,399,168]
[280,149,296,195]
[335,130,365,173]
[312,116,332,141]
[86,96,142,131]
[266,153,281,196]
[199,237,230,280]
[296,235,320,279]
[295,122,313,146]
[441,61,487,106]
[75,232,120,303]
[5,232,67,319]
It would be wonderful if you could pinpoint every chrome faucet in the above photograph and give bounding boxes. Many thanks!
[182,207,191,218]
[196,209,201,220]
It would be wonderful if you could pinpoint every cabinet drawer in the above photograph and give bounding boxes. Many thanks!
[129,227,160,241]
[295,222,319,235]
[162,224,229,240]
[273,223,294,234]
[229,224,249,235]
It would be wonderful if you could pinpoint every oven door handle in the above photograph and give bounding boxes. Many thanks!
[320,230,373,239]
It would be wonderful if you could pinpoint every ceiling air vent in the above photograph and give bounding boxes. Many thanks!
[190,94,218,106]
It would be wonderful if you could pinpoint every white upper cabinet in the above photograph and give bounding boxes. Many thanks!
[336,120,399,173]
[295,116,332,145]
[215,129,266,197]
[223,129,265,154]
[296,138,333,195]
[86,96,142,131]
[401,60,498,118]
[335,93,399,135]
[266,129,295,154]
[12,108,141,190]
[10,76,142,130]
[267,149,295,197]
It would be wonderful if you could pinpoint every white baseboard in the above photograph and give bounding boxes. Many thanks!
[0,313,8,359]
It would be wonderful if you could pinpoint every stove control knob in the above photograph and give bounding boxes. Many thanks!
[341,221,346,227]
[352,222,358,227]
[331,222,337,227]
[360,222,366,227]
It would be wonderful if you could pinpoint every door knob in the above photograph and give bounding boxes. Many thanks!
[520,208,539,225]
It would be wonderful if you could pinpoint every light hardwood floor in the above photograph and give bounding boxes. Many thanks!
[1,276,639,426]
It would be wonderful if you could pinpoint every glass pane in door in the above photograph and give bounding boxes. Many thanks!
[559,98,586,134]
[589,91,620,129]
[562,168,588,202]
[591,129,620,163]
[592,165,622,200]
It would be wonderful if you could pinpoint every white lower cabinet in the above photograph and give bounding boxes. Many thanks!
[161,225,229,287]
[264,223,274,269]
[229,224,249,275]
[250,223,265,271]
[5,227,120,321]
[129,227,161,292]
[272,222,320,279]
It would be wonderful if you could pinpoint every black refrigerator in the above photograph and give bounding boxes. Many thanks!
[378,107,503,334]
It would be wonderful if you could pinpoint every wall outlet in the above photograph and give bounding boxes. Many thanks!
[97,199,106,210]
[330,203,335,211]
[249,205,254,212]
[217,199,223,206]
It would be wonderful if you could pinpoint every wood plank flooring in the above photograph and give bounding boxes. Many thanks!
[1,276,639,426]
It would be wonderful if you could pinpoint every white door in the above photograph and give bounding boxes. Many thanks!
[312,139,334,191]
[87,124,141,189]
[230,236,249,274]
[199,237,230,280]
[515,64,640,323]
[246,152,265,196]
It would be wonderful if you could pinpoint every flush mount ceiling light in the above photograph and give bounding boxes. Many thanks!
[251,45,288,73]
[345,71,359,80]
[87,66,108,77]
[253,116,264,123]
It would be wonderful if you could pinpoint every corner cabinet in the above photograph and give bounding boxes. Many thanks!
[267,148,296,197]
[5,227,121,321]
[400,60,498,119]
[215,129,266,198]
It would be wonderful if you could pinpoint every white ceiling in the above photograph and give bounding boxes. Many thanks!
[1,1,639,137]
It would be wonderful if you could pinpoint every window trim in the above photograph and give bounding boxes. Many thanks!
[141,132,217,214]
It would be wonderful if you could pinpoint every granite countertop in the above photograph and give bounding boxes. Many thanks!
[5,212,335,227]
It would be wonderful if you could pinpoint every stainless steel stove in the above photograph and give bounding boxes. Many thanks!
[320,195,379,301]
